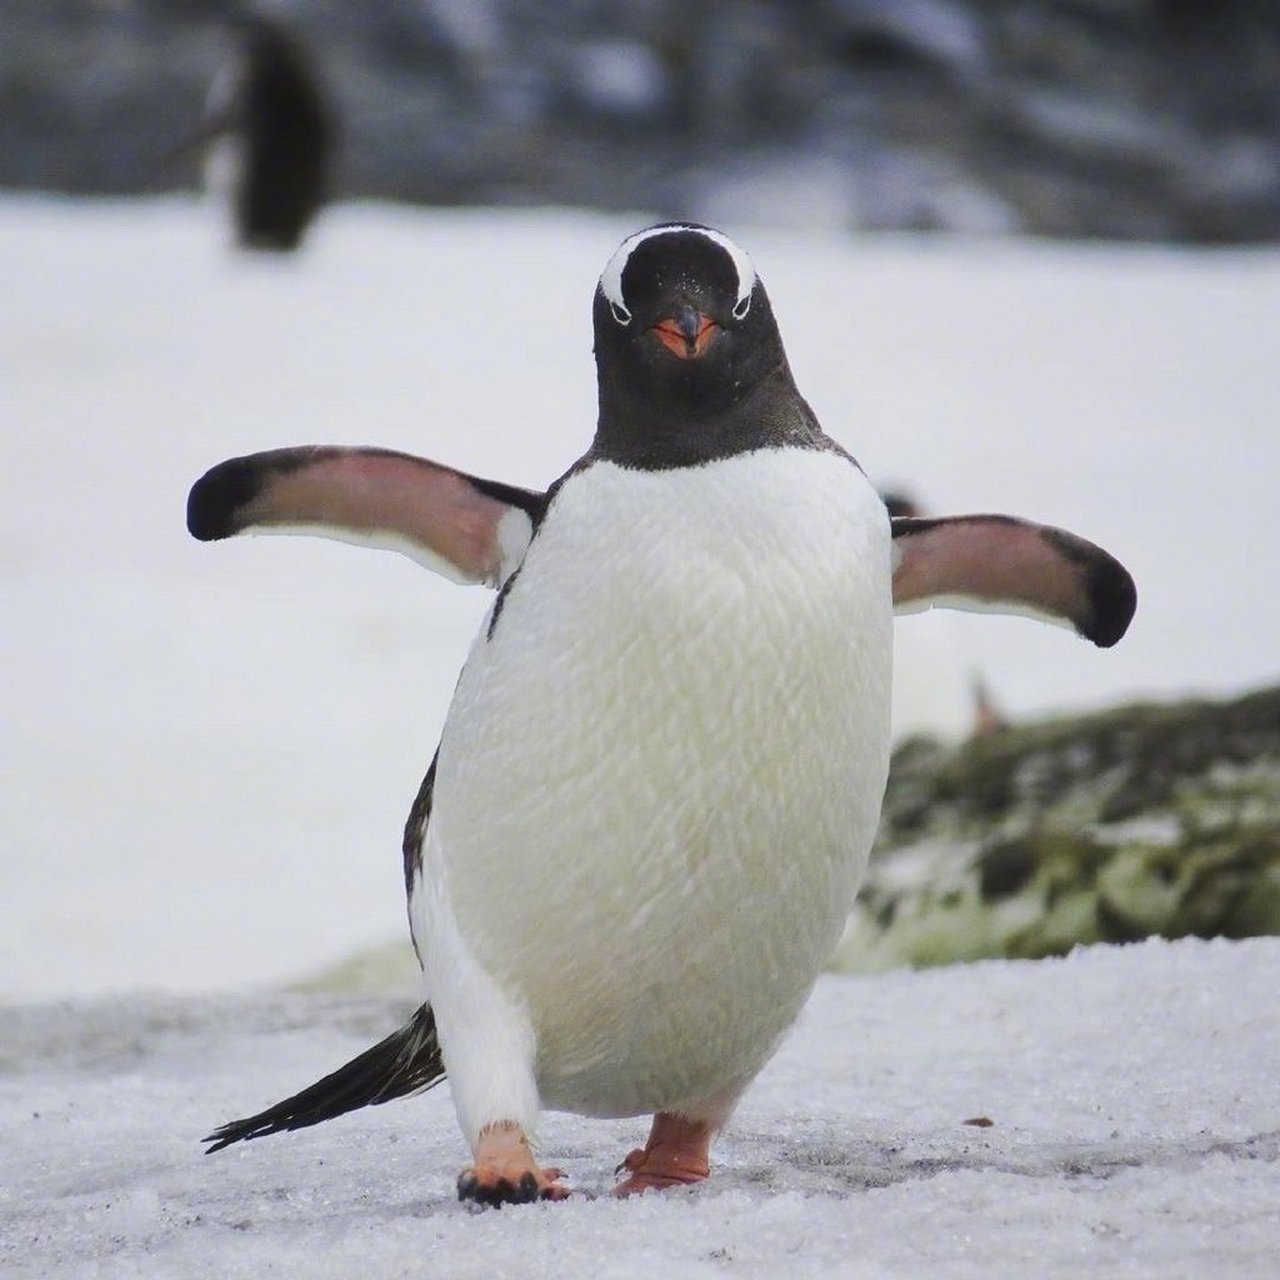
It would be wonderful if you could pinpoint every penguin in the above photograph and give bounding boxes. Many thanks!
[187,224,1136,1204]
[878,487,975,741]
[204,15,332,252]
[880,490,921,520]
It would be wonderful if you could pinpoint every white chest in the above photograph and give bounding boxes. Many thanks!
[423,449,893,1115]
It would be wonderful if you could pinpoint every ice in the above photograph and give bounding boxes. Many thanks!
[2,938,1278,1276]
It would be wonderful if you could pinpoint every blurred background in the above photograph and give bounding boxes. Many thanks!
[7,0,1280,239]
[3,0,1278,1004]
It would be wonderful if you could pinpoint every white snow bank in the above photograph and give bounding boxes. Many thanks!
[3,198,1279,1002]
[2,936,1278,1277]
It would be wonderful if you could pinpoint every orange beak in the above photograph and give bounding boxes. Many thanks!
[651,306,720,360]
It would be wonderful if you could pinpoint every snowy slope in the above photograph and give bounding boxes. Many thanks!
[3,937,1278,1278]
[3,198,1280,1002]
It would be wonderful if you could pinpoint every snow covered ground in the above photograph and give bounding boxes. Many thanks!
[3,937,1278,1278]
[3,196,1278,1003]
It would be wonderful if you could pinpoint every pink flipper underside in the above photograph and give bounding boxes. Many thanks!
[890,514,1135,647]
[189,445,539,586]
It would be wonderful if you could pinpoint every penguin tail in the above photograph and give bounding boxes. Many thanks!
[204,1003,445,1153]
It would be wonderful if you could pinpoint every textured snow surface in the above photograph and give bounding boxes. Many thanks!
[3,937,1278,1278]
[4,197,1279,1005]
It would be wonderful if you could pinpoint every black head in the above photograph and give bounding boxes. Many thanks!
[591,224,816,469]
[231,14,293,65]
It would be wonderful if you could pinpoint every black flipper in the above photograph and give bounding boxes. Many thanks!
[187,445,545,588]
[891,514,1137,648]
[204,1003,445,1152]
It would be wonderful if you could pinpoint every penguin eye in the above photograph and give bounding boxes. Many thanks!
[732,293,752,321]
[610,300,632,326]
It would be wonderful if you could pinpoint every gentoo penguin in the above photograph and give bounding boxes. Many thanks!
[878,487,974,740]
[204,15,332,252]
[187,224,1136,1204]
[878,488,1007,741]
[880,490,921,520]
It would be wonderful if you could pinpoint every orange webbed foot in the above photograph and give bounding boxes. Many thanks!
[457,1122,570,1207]
[612,1112,713,1197]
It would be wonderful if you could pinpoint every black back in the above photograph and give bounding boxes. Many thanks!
[234,17,332,252]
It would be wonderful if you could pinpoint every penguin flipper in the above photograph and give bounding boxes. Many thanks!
[187,446,544,586]
[890,515,1136,648]
[204,1003,445,1152]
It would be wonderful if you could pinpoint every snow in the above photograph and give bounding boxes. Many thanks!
[3,936,1278,1277]
[3,196,1279,1272]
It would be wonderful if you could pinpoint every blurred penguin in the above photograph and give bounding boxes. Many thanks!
[880,491,921,521]
[205,14,333,252]
[881,488,977,743]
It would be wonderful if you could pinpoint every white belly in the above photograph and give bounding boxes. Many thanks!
[419,449,893,1117]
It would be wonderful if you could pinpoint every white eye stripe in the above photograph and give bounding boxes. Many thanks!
[599,224,757,319]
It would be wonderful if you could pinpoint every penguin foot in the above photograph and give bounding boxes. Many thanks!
[612,1112,713,1197]
[456,1167,568,1207]
[457,1122,569,1207]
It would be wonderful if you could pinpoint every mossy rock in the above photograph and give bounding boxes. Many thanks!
[832,685,1280,972]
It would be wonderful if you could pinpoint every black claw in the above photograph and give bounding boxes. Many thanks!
[457,1169,548,1208]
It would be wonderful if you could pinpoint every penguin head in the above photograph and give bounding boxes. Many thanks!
[232,13,291,66]
[593,224,789,422]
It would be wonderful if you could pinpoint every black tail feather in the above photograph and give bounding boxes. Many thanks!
[204,1003,445,1153]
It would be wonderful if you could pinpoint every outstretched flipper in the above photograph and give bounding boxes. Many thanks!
[188,446,545,586]
[891,515,1136,647]
[205,1003,445,1152]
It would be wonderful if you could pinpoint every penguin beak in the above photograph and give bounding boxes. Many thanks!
[651,304,720,360]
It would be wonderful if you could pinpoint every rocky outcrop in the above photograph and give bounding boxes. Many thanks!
[5,0,1280,241]
[833,686,1280,971]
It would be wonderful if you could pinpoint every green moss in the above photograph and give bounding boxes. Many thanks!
[833,686,1280,973]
